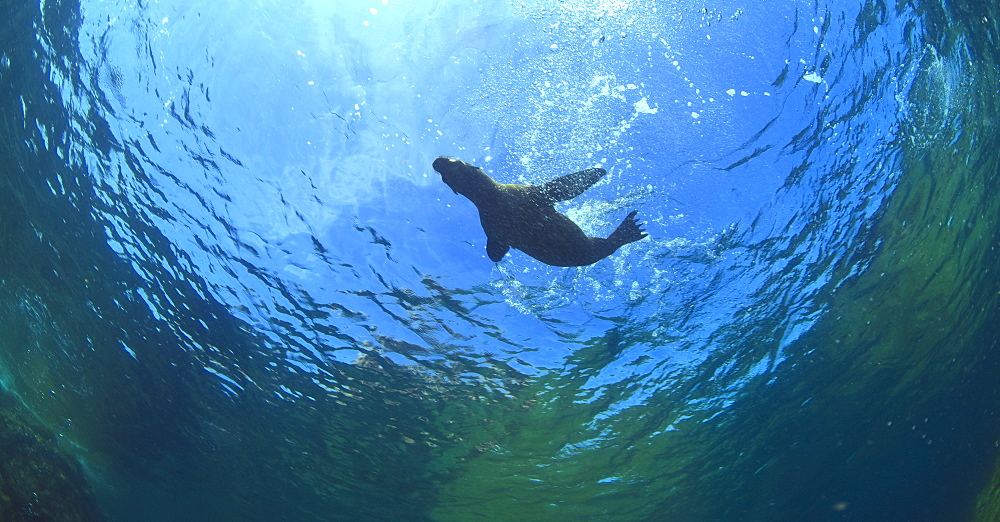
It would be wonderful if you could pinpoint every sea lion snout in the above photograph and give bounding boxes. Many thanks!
[432,156,454,172]
[433,156,479,196]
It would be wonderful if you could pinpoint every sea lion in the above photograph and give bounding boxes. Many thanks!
[433,157,647,267]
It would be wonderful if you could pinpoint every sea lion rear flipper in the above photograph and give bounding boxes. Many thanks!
[608,210,648,246]
[486,238,510,262]
[537,168,607,202]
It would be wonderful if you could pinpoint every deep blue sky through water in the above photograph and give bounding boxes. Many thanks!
[1,0,999,520]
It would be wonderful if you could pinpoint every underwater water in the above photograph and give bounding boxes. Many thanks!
[2,0,999,519]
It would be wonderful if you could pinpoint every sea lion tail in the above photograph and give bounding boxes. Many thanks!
[609,210,648,247]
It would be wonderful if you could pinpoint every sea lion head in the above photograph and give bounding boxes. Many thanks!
[433,156,491,198]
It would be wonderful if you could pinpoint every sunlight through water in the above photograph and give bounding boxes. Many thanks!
[1,0,999,519]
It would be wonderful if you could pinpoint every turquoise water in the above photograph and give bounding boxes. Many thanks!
[2,0,999,520]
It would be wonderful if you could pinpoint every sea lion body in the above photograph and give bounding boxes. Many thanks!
[433,157,647,267]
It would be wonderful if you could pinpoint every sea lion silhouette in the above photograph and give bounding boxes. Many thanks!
[433,157,647,267]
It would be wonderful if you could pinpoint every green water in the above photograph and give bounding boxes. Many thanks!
[2,0,999,520]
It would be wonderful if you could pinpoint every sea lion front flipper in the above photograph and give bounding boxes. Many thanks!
[536,168,607,202]
[486,238,510,262]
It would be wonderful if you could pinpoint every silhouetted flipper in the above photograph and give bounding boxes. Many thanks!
[487,238,510,262]
[535,168,607,202]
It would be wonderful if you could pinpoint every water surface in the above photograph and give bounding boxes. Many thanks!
[1,0,998,519]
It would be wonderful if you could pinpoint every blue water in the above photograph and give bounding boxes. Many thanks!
[2,0,999,520]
